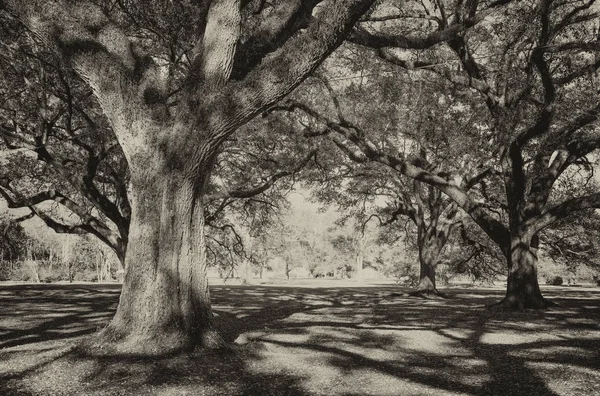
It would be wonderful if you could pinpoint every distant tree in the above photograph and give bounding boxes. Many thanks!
[0,216,28,261]
[274,0,600,309]
[274,59,489,295]
[540,209,600,281]
[0,215,29,279]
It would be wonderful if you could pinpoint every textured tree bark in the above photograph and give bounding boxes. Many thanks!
[3,0,378,355]
[411,233,446,297]
[490,234,550,310]
[89,165,222,354]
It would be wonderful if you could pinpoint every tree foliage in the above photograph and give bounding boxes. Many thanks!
[269,0,600,308]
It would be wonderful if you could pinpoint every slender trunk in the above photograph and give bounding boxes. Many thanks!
[96,254,100,282]
[90,171,222,355]
[33,262,40,283]
[492,234,550,310]
[241,260,251,284]
[115,254,125,279]
[103,254,111,281]
[355,251,364,281]
[27,260,40,283]
[417,243,438,291]
[98,251,106,282]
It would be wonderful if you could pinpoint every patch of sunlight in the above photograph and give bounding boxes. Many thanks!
[356,323,426,331]
[510,345,595,358]
[495,321,550,332]
[245,343,338,392]
[525,361,600,395]
[81,312,111,318]
[245,337,472,396]
[210,304,236,310]
[398,330,469,355]
[375,298,406,305]
[275,295,297,301]
[300,299,334,306]
[566,318,598,326]
[0,341,75,376]
[449,357,488,369]
[457,373,491,387]
[46,328,88,335]
[306,327,357,343]
[439,328,476,340]
[306,366,472,396]
[351,293,372,298]
[455,293,492,298]
[479,331,561,345]
[281,308,373,325]
[23,357,100,396]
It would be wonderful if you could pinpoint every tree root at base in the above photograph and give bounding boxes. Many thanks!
[75,326,229,357]
[486,296,557,311]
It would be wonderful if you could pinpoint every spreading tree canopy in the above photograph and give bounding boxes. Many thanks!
[272,0,600,309]
[1,0,378,354]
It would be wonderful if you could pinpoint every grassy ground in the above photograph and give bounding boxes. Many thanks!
[0,282,598,395]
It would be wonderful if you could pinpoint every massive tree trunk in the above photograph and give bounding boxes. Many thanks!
[3,0,377,355]
[416,237,440,292]
[491,234,550,310]
[411,231,447,297]
[90,162,221,354]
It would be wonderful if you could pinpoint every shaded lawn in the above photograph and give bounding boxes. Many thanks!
[0,283,599,395]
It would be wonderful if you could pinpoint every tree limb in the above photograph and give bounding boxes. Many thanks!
[206,0,377,143]
[529,192,600,234]
[271,99,511,249]
[205,149,317,200]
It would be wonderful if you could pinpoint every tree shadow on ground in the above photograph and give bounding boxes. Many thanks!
[0,284,120,349]
[1,283,599,395]
[1,347,309,396]
[211,285,600,395]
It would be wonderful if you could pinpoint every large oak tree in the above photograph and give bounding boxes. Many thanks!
[1,0,377,354]
[290,70,487,296]
[278,0,600,309]
[0,11,314,276]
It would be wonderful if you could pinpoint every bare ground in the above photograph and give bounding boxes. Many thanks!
[0,282,599,395]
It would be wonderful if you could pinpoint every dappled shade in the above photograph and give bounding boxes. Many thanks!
[1,284,599,395]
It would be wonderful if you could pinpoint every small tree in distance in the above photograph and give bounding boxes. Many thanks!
[272,0,600,309]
